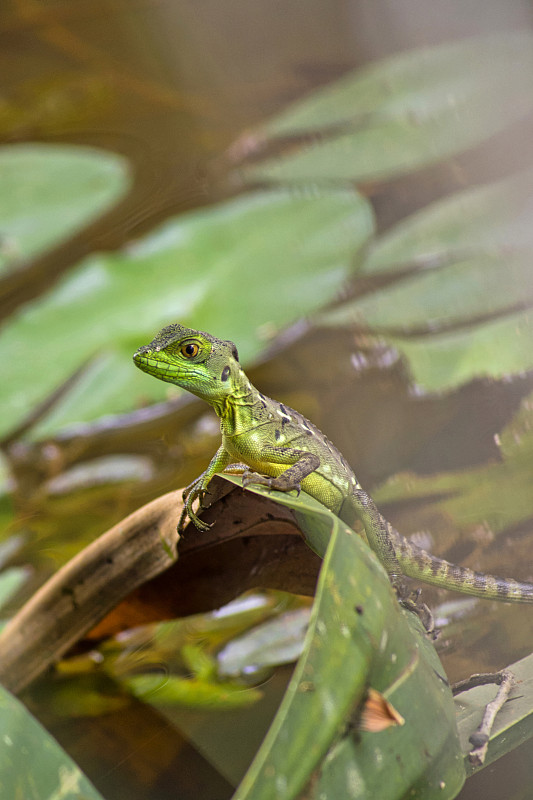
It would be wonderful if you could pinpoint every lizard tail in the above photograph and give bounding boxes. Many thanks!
[349,487,533,602]
[396,536,533,602]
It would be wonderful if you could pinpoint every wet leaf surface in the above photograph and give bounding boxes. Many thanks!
[0,683,105,800]
[239,34,533,184]
[229,480,465,800]
[0,188,373,439]
[0,143,130,276]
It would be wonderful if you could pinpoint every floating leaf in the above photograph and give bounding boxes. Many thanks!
[0,143,130,274]
[386,311,533,392]
[328,249,533,331]
[0,455,15,545]
[240,34,533,184]
[126,673,262,710]
[319,170,533,391]
[375,389,533,538]
[0,188,373,439]
[362,170,533,275]
[218,607,311,677]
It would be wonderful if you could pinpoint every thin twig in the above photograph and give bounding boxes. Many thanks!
[453,669,516,765]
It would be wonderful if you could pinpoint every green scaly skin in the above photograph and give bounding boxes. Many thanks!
[133,324,533,604]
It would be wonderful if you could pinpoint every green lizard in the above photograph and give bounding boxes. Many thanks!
[133,323,533,604]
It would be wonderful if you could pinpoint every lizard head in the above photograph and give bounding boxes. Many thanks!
[133,324,242,405]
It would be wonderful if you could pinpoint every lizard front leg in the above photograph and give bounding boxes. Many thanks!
[241,446,320,493]
[179,445,232,533]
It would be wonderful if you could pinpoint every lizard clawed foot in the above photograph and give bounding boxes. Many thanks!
[178,486,212,534]
[395,584,438,638]
[242,469,301,495]
[177,506,212,534]
[242,470,273,489]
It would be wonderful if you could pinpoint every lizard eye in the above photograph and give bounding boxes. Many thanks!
[180,342,199,358]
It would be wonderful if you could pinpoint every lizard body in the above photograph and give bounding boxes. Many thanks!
[134,324,533,603]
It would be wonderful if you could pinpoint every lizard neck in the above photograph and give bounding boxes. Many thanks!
[213,371,264,437]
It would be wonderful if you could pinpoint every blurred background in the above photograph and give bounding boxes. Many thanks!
[2,1,533,798]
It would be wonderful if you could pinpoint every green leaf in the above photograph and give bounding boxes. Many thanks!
[310,617,463,800]
[325,170,533,326]
[92,592,299,711]
[0,567,28,612]
[375,389,533,538]
[362,170,533,276]
[386,312,533,392]
[0,188,373,439]
[0,143,131,274]
[329,249,533,331]
[229,481,464,800]
[97,592,294,679]
[0,454,15,544]
[319,170,533,391]
[125,673,262,710]
[29,675,130,719]
[241,33,533,184]
[218,607,310,677]
[0,683,105,799]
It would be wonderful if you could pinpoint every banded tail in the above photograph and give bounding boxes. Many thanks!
[396,536,533,602]
[352,488,533,603]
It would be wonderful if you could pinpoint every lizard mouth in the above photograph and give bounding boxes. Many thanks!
[133,351,206,386]
[133,351,174,379]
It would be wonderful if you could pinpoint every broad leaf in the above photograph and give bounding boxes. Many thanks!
[0,143,130,275]
[386,313,533,393]
[126,673,262,710]
[217,607,311,676]
[362,170,533,276]
[0,683,105,799]
[0,188,373,439]
[319,170,533,391]
[230,481,464,800]
[374,389,533,538]
[240,34,533,184]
